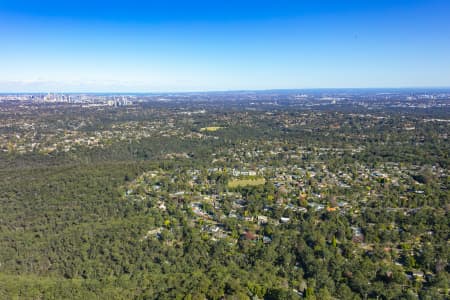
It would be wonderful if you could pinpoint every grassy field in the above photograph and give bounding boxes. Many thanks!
[228,178,266,188]
[200,126,223,132]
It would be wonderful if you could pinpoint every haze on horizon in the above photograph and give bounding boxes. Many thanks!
[1,0,450,92]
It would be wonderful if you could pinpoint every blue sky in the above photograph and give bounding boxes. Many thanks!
[1,0,449,92]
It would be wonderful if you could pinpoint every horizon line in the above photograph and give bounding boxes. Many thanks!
[2,86,450,94]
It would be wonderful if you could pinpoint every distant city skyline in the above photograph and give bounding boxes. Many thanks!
[1,0,450,92]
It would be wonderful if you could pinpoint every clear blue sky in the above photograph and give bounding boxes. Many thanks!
[1,0,450,92]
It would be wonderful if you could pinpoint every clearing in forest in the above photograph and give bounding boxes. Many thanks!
[228,178,266,188]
